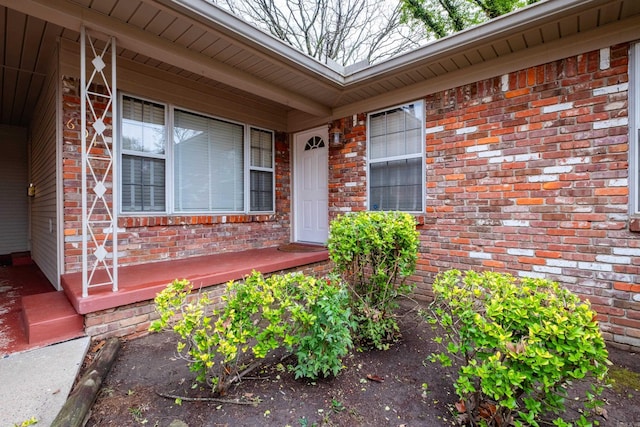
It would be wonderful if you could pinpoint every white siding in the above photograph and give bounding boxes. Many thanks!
[0,126,29,254]
[29,47,60,288]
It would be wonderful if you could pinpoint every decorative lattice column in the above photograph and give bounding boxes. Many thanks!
[80,26,118,297]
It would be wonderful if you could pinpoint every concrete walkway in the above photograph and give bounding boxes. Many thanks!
[0,337,90,427]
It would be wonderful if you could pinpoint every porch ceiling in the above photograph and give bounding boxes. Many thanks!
[1,0,639,131]
[0,8,67,127]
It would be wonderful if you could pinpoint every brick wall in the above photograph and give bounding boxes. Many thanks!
[62,77,292,273]
[329,114,368,217]
[85,260,332,341]
[330,43,640,350]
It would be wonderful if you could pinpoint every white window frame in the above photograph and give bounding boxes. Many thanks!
[366,100,426,213]
[119,94,168,213]
[631,42,640,215]
[248,126,276,213]
[119,93,275,215]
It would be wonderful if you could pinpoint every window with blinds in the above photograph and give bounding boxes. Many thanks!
[121,96,167,212]
[120,95,275,214]
[173,110,245,212]
[249,128,274,211]
[367,102,425,212]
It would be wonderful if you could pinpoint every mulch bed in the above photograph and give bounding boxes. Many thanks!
[85,301,640,426]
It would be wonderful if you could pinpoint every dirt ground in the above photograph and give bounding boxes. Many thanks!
[86,302,640,427]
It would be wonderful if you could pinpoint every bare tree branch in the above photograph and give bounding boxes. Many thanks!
[216,0,428,66]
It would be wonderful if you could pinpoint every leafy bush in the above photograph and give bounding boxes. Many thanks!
[328,211,419,349]
[426,270,610,427]
[150,271,353,395]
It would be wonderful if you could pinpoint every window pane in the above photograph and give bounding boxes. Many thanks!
[370,158,422,211]
[121,155,165,212]
[250,128,273,168]
[404,128,422,155]
[369,111,387,137]
[386,130,404,157]
[368,102,424,212]
[173,110,244,212]
[250,170,273,211]
[122,97,165,154]
[386,108,405,134]
[369,104,423,160]
[369,135,386,159]
[405,104,422,131]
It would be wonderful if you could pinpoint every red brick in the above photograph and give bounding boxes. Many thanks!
[594,187,627,196]
[518,257,546,265]
[611,318,640,330]
[535,250,562,259]
[613,283,640,292]
[483,260,505,268]
[516,198,544,205]
[446,174,465,181]
[505,88,530,98]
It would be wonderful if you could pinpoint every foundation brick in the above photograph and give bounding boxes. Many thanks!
[85,260,332,341]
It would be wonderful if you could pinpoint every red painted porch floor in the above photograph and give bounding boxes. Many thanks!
[0,263,58,357]
[62,245,329,315]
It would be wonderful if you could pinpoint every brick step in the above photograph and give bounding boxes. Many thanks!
[21,292,85,346]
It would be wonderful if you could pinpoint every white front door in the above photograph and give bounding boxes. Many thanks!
[294,127,329,244]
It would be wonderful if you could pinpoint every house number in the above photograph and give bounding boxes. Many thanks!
[66,118,90,138]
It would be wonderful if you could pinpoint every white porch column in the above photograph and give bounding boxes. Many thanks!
[80,26,118,297]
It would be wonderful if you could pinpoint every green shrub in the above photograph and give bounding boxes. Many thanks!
[426,270,610,427]
[150,271,353,395]
[328,211,419,349]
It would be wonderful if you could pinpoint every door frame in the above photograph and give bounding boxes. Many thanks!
[292,126,329,244]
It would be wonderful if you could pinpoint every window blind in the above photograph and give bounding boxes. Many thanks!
[173,109,244,212]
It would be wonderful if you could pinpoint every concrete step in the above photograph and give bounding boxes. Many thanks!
[21,292,85,346]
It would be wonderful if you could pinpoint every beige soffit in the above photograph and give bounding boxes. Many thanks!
[2,0,332,117]
[158,0,346,81]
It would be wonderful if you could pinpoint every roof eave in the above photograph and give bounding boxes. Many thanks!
[344,0,616,84]
[166,0,345,83]
[167,0,622,89]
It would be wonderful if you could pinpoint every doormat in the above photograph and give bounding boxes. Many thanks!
[277,243,327,253]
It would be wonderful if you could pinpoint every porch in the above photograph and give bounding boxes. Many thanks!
[61,244,330,315]
[2,245,329,356]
